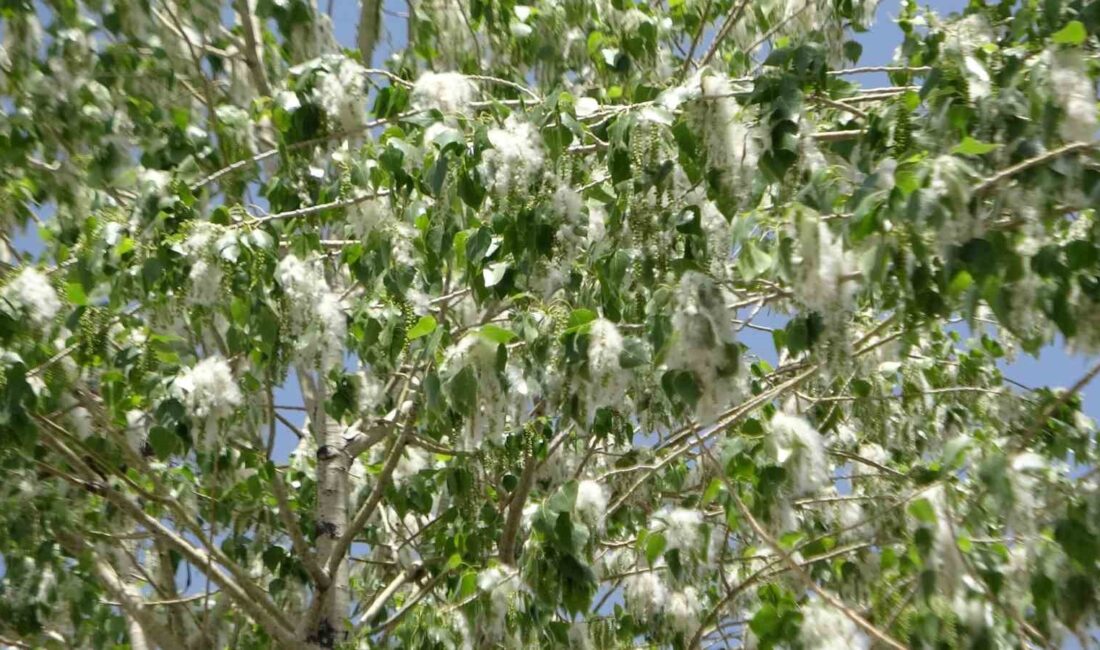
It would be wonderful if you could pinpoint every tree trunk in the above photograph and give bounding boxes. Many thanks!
[304,371,350,648]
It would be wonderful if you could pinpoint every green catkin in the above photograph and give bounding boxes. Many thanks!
[76,306,110,364]
[336,158,353,198]
[948,64,971,104]
[893,103,912,157]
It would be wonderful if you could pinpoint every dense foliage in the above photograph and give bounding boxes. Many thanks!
[1,0,1100,648]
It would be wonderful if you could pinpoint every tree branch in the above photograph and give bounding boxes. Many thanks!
[235,0,271,96]
[38,424,298,647]
[498,453,537,564]
[356,561,424,627]
[250,190,392,224]
[325,425,411,578]
[272,466,331,589]
[60,533,188,650]
[733,495,907,650]
[975,141,1098,194]
[699,0,752,67]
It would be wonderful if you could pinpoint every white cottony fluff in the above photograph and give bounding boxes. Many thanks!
[276,255,347,370]
[586,319,630,417]
[551,190,592,270]
[393,445,431,484]
[624,571,667,617]
[477,565,522,639]
[358,369,386,412]
[187,259,223,307]
[859,442,888,464]
[412,0,477,68]
[697,74,759,205]
[348,199,388,239]
[2,267,60,326]
[942,14,994,56]
[214,104,256,154]
[173,356,242,422]
[289,429,317,475]
[770,412,829,495]
[586,200,607,247]
[650,506,704,554]
[440,335,514,450]
[60,394,93,440]
[574,479,608,528]
[795,221,856,318]
[136,168,171,196]
[125,410,148,454]
[179,223,226,307]
[666,272,744,418]
[551,185,583,222]
[799,598,870,650]
[927,155,980,249]
[312,56,369,131]
[838,500,864,528]
[567,621,592,649]
[922,485,966,593]
[479,114,544,196]
[666,587,702,634]
[412,71,476,116]
[1046,49,1097,143]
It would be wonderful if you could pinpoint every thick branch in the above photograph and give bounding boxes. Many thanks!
[356,561,423,627]
[235,0,271,96]
[272,466,331,588]
[59,534,188,650]
[498,454,537,564]
[325,427,411,578]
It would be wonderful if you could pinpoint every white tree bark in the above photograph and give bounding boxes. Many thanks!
[300,369,351,648]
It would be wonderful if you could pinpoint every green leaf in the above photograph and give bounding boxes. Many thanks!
[618,338,649,369]
[1055,515,1097,567]
[701,478,723,507]
[66,282,87,306]
[908,498,937,525]
[458,570,478,599]
[427,153,448,197]
[1052,20,1087,45]
[750,603,779,637]
[671,370,701,407]
[951,137,1000,156]
[785,313,823,355]
[645,532,667,566]
[447,366,478,414]
[147,426,178,460]
[407,315,437,340]
[547,480,579,514]
[477,324,518,344]
[609,147,631,184]
[262,545,285,571]
[778,531,804,550]
[566,308,597,330]
[465,227,493,264]
[764,46,794,67]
